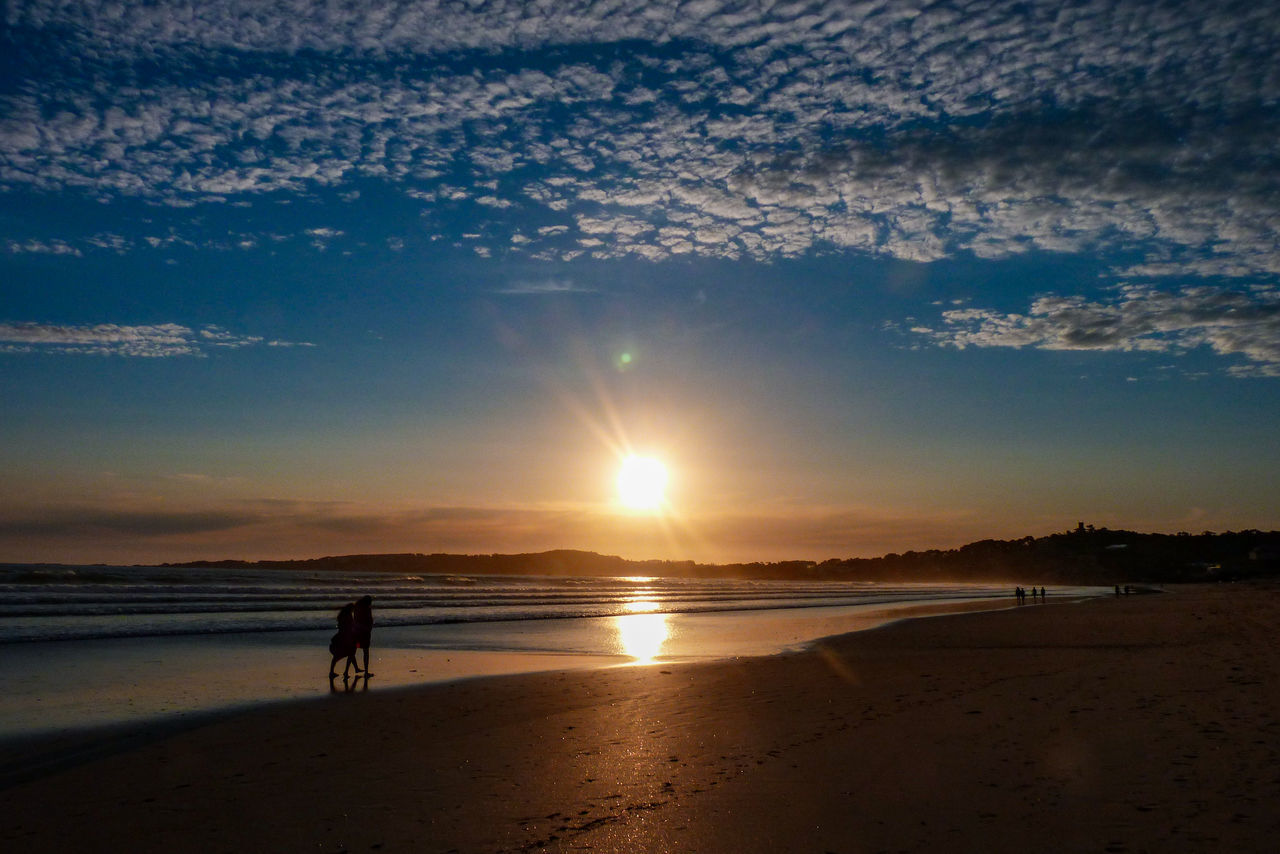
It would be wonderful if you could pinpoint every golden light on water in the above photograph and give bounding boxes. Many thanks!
[615,611,670,663]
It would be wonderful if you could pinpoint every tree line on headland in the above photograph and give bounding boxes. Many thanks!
[168,525,1280,584]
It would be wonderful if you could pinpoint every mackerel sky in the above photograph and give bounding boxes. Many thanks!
[2,0,1278,564]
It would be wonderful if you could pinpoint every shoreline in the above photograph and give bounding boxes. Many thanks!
[0,596,1036,789]
[0,594,1080,788]
[9,585,1273,852]
[0,594,1039,793]
[0,593,1046,746]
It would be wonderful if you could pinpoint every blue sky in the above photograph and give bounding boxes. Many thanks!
[2,0,1278,564]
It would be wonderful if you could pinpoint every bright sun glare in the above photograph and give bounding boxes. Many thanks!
[616,455,668,511]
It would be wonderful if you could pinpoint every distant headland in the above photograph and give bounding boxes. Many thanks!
[164,526,1280,584]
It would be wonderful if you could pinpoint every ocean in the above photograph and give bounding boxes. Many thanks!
[0,564,1108,740]
[1,563,1039,644]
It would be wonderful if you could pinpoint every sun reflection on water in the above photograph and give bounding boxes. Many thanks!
[614,610,670,663]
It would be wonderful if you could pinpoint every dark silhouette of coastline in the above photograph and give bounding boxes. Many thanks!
[158,526,1280,584]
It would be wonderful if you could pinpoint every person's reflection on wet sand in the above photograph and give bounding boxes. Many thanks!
[330,673,370,694]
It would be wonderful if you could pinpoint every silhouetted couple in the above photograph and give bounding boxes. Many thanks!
[329,595,374,679]
[1015,586,1046,604]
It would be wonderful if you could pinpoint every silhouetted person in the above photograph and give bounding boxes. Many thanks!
[329,602,362,678]
[1115,585,1121,597]
[1039,587,1046,599]
[353,594,374,676]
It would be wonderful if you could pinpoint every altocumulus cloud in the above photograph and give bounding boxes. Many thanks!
[0,322,312,357]
[3,0,1278,276]
[915,285,1280,378]
[495,278,595,296]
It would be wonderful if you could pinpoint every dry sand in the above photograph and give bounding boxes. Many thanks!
[4,584,1279,853]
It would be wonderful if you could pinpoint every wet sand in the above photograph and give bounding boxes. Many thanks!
[4,585,1279,852]
[0,596,1020,740]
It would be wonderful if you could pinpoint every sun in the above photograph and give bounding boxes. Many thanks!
[616,455,669,511]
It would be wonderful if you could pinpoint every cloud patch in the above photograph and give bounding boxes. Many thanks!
[5,239,82,256]
[0,496,1000,564]
[0,322,312,357]
[916,285,1280,377]
[3,0,1277,277]
[0,507,260,538]
[496,278,595,296]
[4,2,1280,376]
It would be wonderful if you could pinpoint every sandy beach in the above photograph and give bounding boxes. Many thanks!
[5,584,1279,853]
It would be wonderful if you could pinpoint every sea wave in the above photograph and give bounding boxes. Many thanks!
[0,564,1044,643]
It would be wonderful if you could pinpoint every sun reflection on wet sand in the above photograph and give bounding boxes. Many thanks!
[615,610,670,663]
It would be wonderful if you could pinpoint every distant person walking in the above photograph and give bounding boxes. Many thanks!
[353,594,374,676]
[329,602,362,679]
